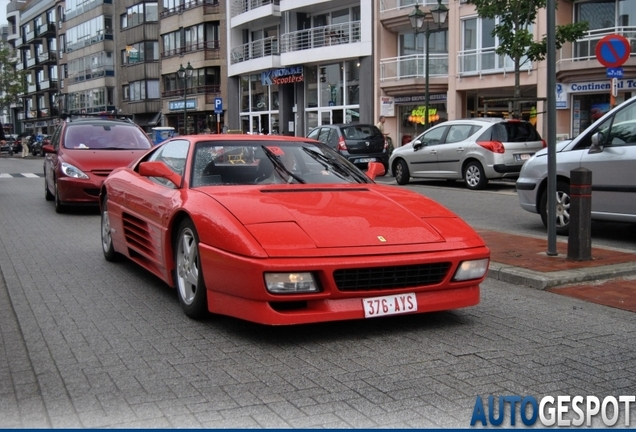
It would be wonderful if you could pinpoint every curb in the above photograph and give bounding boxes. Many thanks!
[487,261,636,290]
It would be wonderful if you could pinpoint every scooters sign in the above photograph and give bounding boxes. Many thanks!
[595,34,631,68]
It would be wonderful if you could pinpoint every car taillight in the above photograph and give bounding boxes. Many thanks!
[338,136,347,151]
[541,139,547,148]
[477,141,505,154]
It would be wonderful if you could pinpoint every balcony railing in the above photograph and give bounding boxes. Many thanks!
[559,26,636,63]
[66,30,112,53]
[65,0,113,21]
[40,79,59,91]
[161,40,220,58]
[161,84,220,98]
[25,30,35,42]
[160,0,219,18]
[280,21,361,54]
[380,0,449,13]
[230,0,279,18]
[37,51,58,63]
[26,57,37,68]
[457,48,531,76]
[380,53,449,81]
[230,36,279,64]
[69,66,115,83]
[37,23,56,38]
[27,84,38,93]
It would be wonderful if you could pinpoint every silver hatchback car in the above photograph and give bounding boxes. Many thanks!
[389,118,545,189]
[517,95,636,235]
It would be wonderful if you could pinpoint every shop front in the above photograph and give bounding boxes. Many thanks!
[558,79,636,138]
[166,98,224,135]
[393,93,447,146]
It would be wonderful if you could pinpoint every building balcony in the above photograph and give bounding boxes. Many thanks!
[558,26,636,64]
[161,41,221,60]
[26,57,37,68]
[69,67,115,83]
[25,30,35,43]
[161,84,221,99]
[39,79,59,91]
[281,21,361,54]
[230,0,279,18]
[15,37,24,48]
[27,83,39,94]
[160,0,220,18]
[37,51,58,64]
[230,36,279,64]
[457,48,531,77]
[36,23,56,38]
[64,0,113,21]
[16,61,24,71]
[230,0,280,28]
[380,0,449,33]
[380,53,449,82]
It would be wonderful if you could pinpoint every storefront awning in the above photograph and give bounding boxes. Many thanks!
[134,112,162,127]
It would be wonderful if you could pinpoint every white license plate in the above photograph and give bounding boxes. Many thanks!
[515,153,532,161]
[356,158,376,163]
[363,293,418,318]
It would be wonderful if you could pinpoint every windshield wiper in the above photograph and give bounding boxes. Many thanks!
[261,146,305,184]
[301,147,368,183]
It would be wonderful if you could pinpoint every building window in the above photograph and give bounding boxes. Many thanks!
[129,80,160,101]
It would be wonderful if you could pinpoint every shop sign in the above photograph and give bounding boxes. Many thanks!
[261,66,304,86]
[409,106,439,125]
[169,99,196,111]
[394,94,447,104]
[562,78,636,94]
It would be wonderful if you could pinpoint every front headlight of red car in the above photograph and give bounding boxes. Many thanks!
[452,258,489,281]
[61,162,89,179]
[265,272,320,294]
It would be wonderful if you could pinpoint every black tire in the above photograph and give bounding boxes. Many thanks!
[54,181,65,213]
[394,159,410,185]
[463,161,488,190]
[540,181,570,236]
[173,219,208,319]
[101,198,119,262]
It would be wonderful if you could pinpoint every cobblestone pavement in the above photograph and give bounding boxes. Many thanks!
[1,170,635,428]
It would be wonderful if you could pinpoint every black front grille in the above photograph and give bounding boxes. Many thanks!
[334,263,451,292]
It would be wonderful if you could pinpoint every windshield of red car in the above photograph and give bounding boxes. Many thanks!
[191,141,372,187]
[64,124,153,150]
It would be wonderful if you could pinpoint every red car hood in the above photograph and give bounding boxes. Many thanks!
[201,186,474,251]
[62,149,144,172]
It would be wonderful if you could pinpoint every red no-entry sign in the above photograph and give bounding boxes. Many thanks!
[595,34,631,68]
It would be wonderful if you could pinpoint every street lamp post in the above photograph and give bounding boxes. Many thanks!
[177,62,194,135]
[409,0,448,131]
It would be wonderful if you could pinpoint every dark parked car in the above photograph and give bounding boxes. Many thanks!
[307,123,389,171]
[1,135,22,155]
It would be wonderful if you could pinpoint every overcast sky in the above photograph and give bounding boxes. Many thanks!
[0,0,9,27]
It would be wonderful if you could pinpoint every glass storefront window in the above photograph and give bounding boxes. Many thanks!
[319,63,342,107]
[346,60,359,105]
[240,76,249,112]
[306,65,318,108]
[251,74,267,111]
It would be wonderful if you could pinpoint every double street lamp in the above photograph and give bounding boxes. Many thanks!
[409,0,448,131]
[177,62,194,135]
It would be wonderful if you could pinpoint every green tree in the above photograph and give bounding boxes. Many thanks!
[468,0,588,118]
[0,42,26,133]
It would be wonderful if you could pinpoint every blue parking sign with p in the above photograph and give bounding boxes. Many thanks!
[214,97,223,114]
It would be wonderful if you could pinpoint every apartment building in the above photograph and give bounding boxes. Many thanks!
[226,0,373,136]
[377,0,636,146]
[159,0,227,135]
[8,0,59,136]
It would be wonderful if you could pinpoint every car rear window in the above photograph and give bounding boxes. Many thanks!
[481,122,541,142]
[341,125,382,140]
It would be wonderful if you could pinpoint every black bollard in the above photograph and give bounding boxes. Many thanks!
[568,167,592,261]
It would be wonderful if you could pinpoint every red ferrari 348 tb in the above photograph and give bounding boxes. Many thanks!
[100,135,490,325]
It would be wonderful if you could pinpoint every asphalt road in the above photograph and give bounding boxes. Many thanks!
[1,156,635,428]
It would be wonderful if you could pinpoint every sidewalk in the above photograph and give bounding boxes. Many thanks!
[479,229,636,313]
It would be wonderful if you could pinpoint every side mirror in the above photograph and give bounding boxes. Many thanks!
[139,161,182,186]
[589,132,604,154]
[366,162,386,180]
[413,140,423,150]
[42,144,55,154]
